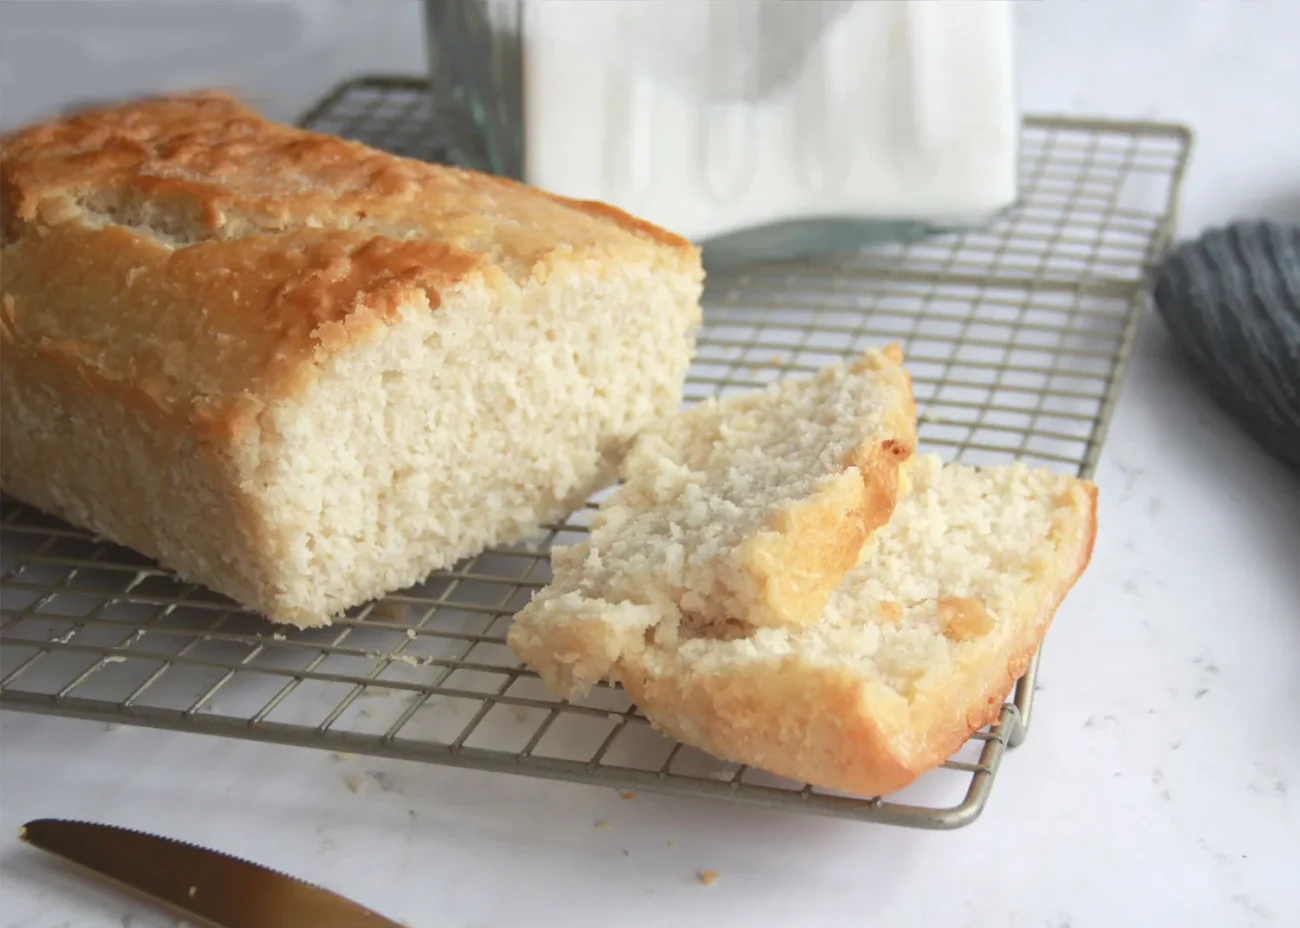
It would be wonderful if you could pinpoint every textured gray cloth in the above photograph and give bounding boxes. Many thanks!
[1152,221,1300,471]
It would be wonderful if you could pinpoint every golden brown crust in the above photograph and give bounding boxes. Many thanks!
[0,92,697,258]
[1,223,478,439]
[618,479,1099,797]
[904,481,1099,779]
[737,442,908,628]
[619,656,917,795]
[539,191,695,252]
[735,345,917,628]
[0,91,698,438]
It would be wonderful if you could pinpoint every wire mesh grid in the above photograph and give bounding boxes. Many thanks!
[0,76,1192,828]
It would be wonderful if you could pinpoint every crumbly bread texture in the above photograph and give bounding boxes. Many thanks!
[0,92,703,626]
[509,348,915,688]
[511,454,1097,796]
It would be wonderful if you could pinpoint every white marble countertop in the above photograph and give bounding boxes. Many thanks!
[1,2,1298,926]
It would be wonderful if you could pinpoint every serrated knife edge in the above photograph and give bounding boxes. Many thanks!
[19,818,404,928]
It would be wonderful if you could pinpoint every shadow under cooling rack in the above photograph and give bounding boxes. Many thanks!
[0,76,1192,829]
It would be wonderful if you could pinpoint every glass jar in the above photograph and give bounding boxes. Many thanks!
[424,0,1018,264]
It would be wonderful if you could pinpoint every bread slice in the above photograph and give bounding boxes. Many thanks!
[512,454,1097,796]
[0,92,703,626]
[508,347,915,688]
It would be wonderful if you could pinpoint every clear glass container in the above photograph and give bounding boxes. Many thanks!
[425,0,1018,264]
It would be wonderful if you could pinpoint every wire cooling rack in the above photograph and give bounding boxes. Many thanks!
[0,76,1192,829]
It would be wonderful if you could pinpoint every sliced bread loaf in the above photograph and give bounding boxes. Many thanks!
[508,347,916,693]
[1,93,703,627]
[511,453,1097,796]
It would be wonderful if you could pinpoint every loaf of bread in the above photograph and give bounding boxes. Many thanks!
[508,348,915,694]
[511,453,1097,796]
[0,93,703,626]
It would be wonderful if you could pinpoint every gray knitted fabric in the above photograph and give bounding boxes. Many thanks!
[1152,221,1300,471]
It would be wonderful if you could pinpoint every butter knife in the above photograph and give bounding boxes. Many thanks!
[20,818,403,927]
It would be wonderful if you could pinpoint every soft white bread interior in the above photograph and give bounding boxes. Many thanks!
[507,347,915,693]
[0,93,703,626]
[511,453,1097,796]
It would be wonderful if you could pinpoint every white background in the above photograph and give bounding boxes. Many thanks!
[1,2,1298,926]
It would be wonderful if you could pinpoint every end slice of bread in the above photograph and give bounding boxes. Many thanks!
[511,454,1097,796]
[508,347,916,692]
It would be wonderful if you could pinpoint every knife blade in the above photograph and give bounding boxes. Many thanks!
[19,818,404,928]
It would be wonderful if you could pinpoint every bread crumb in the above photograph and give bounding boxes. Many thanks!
[511,706,531,722]
[371,601,409,621]
[188,886,197,898]
[748,354,786,371]
[271,632,286,641]
[405,628,417,640]
[593,819,612,830]
[619,791,637,800]
[699,870,720,886]
[343,775,364,794]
